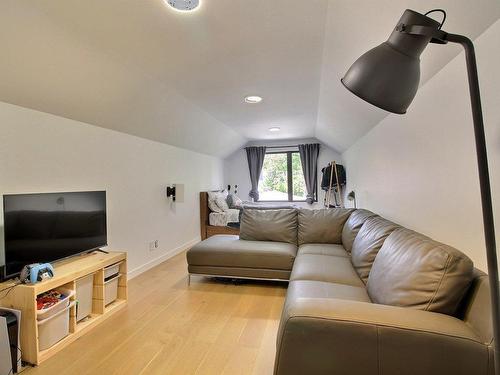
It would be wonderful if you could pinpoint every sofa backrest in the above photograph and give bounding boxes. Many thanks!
[350,216,399,283]
[240,208,298,244]
[297,208,353,246]
[457,269,493,344]
[367,227,474,316]
[341,209,377,252]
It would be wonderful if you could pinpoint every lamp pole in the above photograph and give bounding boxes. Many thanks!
[446,33,500,374]
[342,9,499,373]
[402,28,499,373]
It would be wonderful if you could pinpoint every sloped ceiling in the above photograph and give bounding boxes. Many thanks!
[317,0,500,152]
[0,1,499,157]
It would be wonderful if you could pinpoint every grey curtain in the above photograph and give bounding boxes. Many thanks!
[298,143,320,204]
[245,146,266,201]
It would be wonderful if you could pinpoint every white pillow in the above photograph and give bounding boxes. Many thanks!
[215,196,229,211]
[207,190,228,213]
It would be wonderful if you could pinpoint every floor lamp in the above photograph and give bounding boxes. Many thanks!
[341,9,499,374]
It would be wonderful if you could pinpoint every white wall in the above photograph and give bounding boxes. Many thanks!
[224,138,343,208]
[342,19,500,271]
[0,101,224,277]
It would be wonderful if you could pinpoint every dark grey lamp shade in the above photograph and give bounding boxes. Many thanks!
[341,9,441,114]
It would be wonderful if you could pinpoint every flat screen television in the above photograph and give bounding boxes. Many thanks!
[2,191,107,278]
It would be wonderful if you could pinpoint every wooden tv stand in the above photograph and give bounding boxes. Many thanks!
[0,251,127,365]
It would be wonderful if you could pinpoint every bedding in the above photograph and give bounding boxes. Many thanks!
[206,190,298,227]
[209,209,240,226]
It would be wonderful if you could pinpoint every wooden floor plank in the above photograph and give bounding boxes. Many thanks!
[24,251,287,375]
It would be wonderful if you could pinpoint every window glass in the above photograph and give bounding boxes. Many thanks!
[259,153,288,201]
[291,153,307,201]
[258,151,311,202]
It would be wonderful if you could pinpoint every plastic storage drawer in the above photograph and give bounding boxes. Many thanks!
[37,301,75,351]
[75,274,94,322]
[104,263,121,279]
[104,275,120,305]
[37,288,74,321]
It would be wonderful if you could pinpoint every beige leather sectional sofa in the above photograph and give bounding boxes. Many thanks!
[187,208,493,375]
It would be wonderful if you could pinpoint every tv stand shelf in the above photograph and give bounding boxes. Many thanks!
[0,251,127,365]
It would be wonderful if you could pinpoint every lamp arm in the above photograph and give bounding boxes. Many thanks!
[447,33,500,375]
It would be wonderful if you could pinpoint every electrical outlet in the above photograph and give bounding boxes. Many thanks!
[149,240,160,251]
[149,240,156,251]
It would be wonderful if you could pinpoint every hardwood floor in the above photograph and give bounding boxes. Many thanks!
[24,251,287,375]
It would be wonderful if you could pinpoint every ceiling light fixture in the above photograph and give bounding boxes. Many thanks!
[165,0,200,12]
[244,95,263,104]
[268,127,280,132]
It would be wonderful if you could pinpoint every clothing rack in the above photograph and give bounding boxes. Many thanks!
[324,161,344,208]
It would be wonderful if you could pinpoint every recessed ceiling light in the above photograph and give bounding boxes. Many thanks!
[165,0,200,12]
[268,127,281,132]
[244,95,263,104]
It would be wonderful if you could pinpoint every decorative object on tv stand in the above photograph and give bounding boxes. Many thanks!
[347,191,357,209]
[342,9,499,374]
[20,263,54,284]
[166,184,184,203]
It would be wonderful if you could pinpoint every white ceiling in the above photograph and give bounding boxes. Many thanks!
[0,1,499,157]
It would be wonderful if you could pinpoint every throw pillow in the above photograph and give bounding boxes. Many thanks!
[215,195,229,211]
[207,191,226,213]
[226,193,243,209]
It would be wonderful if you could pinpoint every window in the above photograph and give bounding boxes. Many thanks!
[258,151,313,202]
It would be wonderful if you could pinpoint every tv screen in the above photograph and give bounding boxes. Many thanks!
[3,191,107,278]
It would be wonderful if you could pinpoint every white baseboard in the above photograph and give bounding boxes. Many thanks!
[127,237,200,280]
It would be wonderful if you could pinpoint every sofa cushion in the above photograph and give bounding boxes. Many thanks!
[187,235,297,271]
[286,280,371,303]
[290,254,364,287]
[298,244,349,258]
[341,209,377,252]
[367,228,474,315]
[351,216,400,283]
[240,208,298,244]
[298,208,353,246]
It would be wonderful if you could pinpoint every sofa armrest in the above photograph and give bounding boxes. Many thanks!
[275,298,491,375]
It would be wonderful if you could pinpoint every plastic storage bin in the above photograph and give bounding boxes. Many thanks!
[104,263,121,279]
[37,288,74,321]
[75,274,94,322]
[104,274,120,306]
[37,301,75,350]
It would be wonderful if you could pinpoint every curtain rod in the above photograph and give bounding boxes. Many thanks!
[265,144,299,149]
[247,143,320,149]
[245,143,320,150]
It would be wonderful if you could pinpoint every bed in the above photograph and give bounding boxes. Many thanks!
[200,192,240,240]
[199,192,299,240]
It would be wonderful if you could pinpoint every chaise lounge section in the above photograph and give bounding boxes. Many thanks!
[187,208,299,281]
[186,207,494,375]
